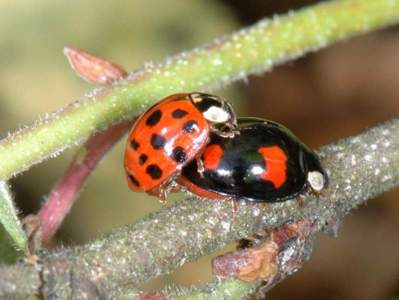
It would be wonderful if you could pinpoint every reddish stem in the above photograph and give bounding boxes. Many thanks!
[37,47,131,244]
[38,120,132,244]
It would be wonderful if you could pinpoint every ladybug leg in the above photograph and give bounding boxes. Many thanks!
[231,198,239,218]
[224,107,240,135]
[148,184,167,203]
[211,125,235,138]
[158,187,167,204]
[211,122,239,138]
[224,120,240,135]
[296,194,306,207]
[160,176,181,203]
[148,176,178,203]
[169,180,183,193]
[196,157,205,178]
[257,202,269,213]
[312,189,326,198]
[296,184,319,207]
[306,183,325,198]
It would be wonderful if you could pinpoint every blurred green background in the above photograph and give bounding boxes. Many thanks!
[1,0,399,299]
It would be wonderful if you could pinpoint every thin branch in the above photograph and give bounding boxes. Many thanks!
[37,120,132,244]
[0,0,398,180]
[36,48,131,244]
[173,279,258,300]
[0,264,40,299]
[176,221,315,300]
[1,118,398,299]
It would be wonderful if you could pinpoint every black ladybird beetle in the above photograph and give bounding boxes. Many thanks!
[179,117,328,202]
[124,92,237,200]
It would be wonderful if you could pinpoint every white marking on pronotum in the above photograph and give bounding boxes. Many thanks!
[203,106,230,123]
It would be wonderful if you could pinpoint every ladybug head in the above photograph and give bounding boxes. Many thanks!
[302,149,328,193]
[307,171,326,192]
[189,92,235,124]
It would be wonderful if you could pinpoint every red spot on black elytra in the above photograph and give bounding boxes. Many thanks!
[146,164,163,179]
[258,146,287,188]
[183,120,199,133]
[151,134,166,150]
[146,109,162,127]
[172,109,188,119]
[203,144,223,170]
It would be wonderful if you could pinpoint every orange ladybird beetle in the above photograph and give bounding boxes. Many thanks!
[124,92,237,201]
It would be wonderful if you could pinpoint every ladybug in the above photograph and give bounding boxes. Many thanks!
[124,92,237,200]
[179,117,328,202]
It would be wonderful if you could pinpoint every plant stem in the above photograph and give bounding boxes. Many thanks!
[37,120,132,244]
[1,0,399,180]
[1,118,399,299]
[0,264,40,299]
[36,48,130,244]
[174,279,257,300]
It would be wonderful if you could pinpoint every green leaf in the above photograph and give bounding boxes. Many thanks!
[0,224,21,263]
[0,181,26,251]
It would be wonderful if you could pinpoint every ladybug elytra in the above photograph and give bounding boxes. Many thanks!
[179,117,328,202]
[124,92,237,200]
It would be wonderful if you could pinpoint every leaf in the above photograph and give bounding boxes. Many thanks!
[0,224,21,263]
[0,181,26,251]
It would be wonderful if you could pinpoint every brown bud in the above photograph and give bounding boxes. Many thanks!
[213,241,279,282]
[271,220,312,248]
[22,214,42,258]
[63,47,127,85]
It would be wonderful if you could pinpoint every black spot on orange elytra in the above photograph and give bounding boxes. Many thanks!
[183,120,198,133]
[130,139,139,150]
[146,109,162,127]
[171,146,187,163]
[139,154,148,165]
[146,164,162,179]
[151,134,166,150]
[172,109,188,119]
[128,173,140,187]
